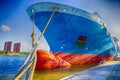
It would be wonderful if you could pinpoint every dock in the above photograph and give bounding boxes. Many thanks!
[61,61,120,80]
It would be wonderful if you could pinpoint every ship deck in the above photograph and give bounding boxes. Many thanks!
[61,61,120,80]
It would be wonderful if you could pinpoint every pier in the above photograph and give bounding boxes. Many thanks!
[61,61,120,80]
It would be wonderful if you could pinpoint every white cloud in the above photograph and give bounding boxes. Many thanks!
[0,25,11,31]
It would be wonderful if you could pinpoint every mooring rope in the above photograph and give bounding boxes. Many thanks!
[13,8,57,80]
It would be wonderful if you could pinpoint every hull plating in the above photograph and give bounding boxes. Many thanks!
[35,50,115,70]
[54,52,115,65]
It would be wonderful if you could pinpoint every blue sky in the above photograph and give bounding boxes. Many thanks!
[0,0,120,52]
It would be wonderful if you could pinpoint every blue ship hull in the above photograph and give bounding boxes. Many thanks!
[27,2,117,65]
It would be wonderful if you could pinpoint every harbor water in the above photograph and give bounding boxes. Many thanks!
[0,55,96,80]
[0,55,25,80]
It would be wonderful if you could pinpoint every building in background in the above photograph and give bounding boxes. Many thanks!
[13,43,21,52]
[4,41,12,51]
